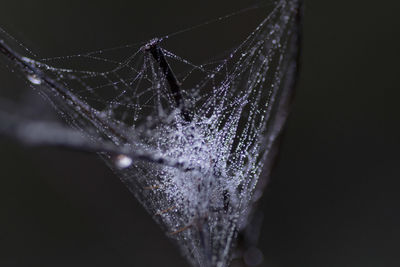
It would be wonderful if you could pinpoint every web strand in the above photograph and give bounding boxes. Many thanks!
[0,1,302,266]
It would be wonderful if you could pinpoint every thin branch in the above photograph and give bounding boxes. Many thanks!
[0,109,196,171]
[144,38,191,122]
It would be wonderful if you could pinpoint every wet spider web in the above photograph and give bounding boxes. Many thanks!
[0,1,302,266]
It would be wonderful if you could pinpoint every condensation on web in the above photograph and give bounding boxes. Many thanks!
[0,1,300,266]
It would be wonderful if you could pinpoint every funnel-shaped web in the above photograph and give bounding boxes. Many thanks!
[0,0,302,266]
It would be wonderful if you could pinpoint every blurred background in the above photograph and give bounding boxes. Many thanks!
[0,0,397,266]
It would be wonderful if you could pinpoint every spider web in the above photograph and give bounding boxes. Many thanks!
[0,0,301,266]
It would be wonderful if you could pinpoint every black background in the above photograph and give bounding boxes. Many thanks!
[0,1,397,266]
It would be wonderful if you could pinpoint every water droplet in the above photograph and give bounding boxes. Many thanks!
[26,74,42,85]
[114,154,133,169]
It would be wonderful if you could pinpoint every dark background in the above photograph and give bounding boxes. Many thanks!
[0,1,397,266]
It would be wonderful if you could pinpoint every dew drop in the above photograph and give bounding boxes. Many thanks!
[26,74,42,85]
[114,154,133,169]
